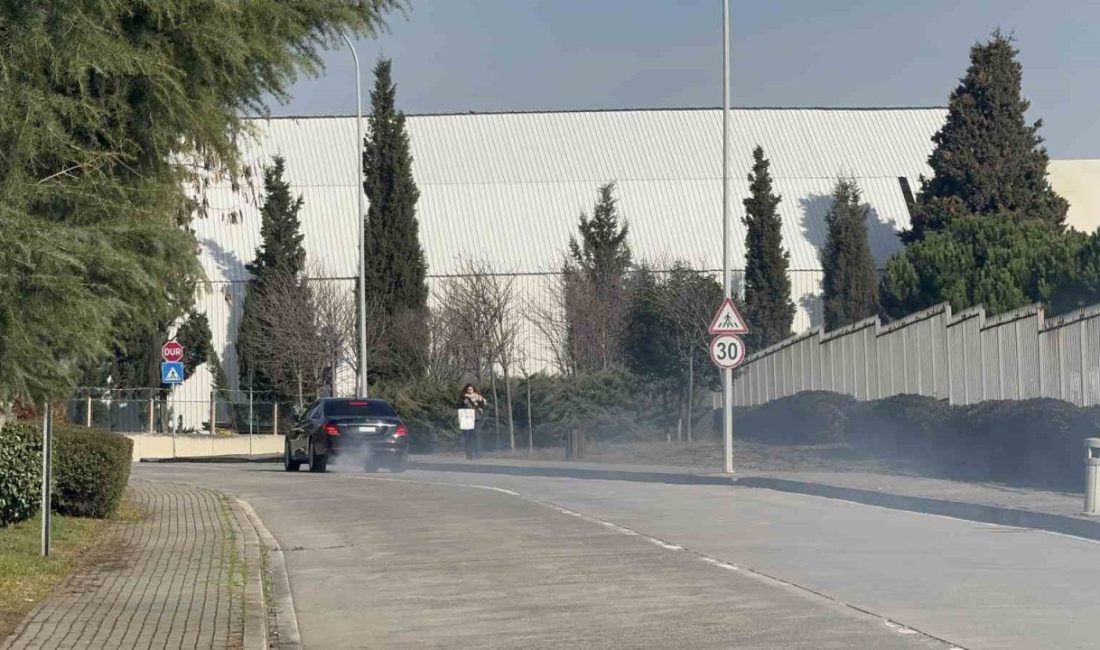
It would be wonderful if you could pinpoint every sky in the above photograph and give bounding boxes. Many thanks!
[274,0,1100,159]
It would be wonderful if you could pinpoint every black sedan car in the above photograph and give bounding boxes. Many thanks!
[284,398,409,473]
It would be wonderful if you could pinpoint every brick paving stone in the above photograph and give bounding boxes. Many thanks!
[3,481,246,650]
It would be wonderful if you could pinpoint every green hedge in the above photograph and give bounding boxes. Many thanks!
[735,391,856,445]
[847,394,957,462]
[0,423,42,527]
[949,399,1094,490]
[0,421,132,527]
[51,423,133,518]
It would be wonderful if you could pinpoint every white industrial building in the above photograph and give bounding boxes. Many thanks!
[170,107,1099,427]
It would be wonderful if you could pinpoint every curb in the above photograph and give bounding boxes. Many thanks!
[141,455,281,464]
[734,476,1100,542]
[237,500,302,650]
[409,459,1100,542]
[227,499,268,650]
[408,459,735,486]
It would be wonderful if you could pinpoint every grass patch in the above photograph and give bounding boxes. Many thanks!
[0,513,108,641]
[217,495,247,641]
[113,495,147,524]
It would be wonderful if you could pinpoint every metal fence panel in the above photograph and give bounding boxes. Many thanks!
[1017,317,1041,399]
[1085,316,1100,407]
[730,301,1100,408]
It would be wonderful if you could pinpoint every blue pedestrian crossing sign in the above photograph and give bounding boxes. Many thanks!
[161,362,185,385]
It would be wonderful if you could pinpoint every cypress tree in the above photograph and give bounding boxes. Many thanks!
[362,58,428,380]
[565,182,632,371]
[237,156,306,394]
[742,146,794,350]
[821,179,879,330]
[906,30,1067,242]
[568,182,632,286]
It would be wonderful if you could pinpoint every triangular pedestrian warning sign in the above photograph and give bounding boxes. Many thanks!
[708,297,749,335]
[165,367,181,382]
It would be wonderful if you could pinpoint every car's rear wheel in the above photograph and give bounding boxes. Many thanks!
[283,440,301,472]
[308,441,328,473]
[391,454,408,473]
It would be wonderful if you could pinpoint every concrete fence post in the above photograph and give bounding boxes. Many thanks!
[209,390,216,436]
[1085,438,1100,516]
[147,391,155,434]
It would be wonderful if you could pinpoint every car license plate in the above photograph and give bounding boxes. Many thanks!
[358,426,377,433]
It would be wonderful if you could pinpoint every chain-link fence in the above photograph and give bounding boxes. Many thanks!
[68,388,287,435]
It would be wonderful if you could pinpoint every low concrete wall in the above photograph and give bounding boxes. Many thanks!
[124,433,284,462]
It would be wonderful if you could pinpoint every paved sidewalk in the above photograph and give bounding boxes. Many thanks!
[3,481,262,650]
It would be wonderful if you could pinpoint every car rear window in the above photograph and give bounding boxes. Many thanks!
[325,400,397,418]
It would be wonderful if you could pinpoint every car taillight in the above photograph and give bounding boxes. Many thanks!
[323,421,340,436]
[395,424,408,438]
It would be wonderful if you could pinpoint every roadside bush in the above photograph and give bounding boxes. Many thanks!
[847,394,956,466]
[0,422,131,523]
[377,370,680,452]
[953,399,1096,490]
[0,423,41,527]
[51,424,133,518]
[736,391,855,444]
[372,379,462,453]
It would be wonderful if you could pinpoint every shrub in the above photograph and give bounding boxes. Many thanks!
[847,394,956,465]
[0,423,41,527]
[51,424,132,518]
[375,371,679,451]
[736,391,855,444]
[953,399,1097,490]
[0,422,131,524]
[372,379,462,453]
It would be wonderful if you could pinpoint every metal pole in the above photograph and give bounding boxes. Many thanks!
[41,403,52,557]
[147,390,154,434]
[721,0,734,475]
[85,393,92,427]
[342,33,368,398]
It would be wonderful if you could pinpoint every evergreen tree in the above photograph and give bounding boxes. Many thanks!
[362,58,429,381]
[0,1,400,418]
[882,32,1085,320]
[569,182,632,287]
[881,216,1084,318]
[821,179,880,330]
[906,31,1067,242]
[742,146,794,350]
[175,311,214,379]
[621,266,677,381]
[564,183,632,371]
[237,157,306,395]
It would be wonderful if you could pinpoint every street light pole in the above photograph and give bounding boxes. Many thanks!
[342,33,369,398]
[721,0,734,475]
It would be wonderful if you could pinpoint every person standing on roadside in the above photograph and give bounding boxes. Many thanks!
[458,383,487,459]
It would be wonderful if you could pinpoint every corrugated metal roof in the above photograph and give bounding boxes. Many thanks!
[191,107,948,283]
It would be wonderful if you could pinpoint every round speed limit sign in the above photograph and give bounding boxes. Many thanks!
[709,334,746,369]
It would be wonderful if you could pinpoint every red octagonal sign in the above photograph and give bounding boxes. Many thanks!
[161,340,184,363]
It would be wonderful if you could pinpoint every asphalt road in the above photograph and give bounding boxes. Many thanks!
[134,462,1100,649]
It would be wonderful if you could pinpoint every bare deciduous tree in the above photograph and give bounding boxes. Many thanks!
[528,271,574,374]
[435,259,523,448]
[250,271,324,409]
